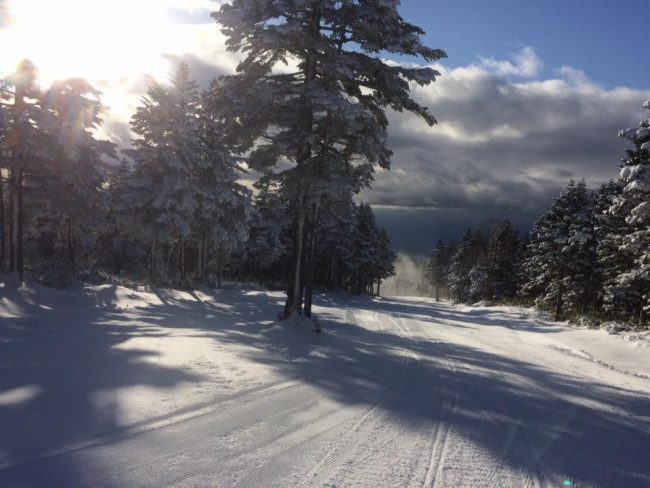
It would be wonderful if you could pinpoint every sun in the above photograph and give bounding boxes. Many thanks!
[0,0,182,86]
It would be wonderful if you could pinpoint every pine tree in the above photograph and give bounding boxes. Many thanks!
[243,175,291,279]
[119,63,202,285]
[34,78,114,268]
[3,60,44,281]
[309,189,357,290]
[427,239,452,301]
[194,85,252,286]
[374,228,397,296]
[0,64,115,278]
[605,101,650,324]
[485,220,520,301]
[212,0,446,318]
[595,181,629,318]
[449,230,478,303]
[351,203,378,295]
[522,181,599,320]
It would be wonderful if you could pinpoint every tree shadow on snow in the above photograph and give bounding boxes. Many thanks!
[1,285,649,487]
[0,284,207,487]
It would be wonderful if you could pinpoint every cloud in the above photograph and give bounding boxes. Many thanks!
[479,47,542,78]
[358,56,650,251]
[83,27,649,253]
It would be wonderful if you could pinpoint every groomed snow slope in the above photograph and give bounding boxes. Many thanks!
[1,284,649,487]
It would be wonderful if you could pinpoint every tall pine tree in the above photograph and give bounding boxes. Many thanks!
[604,101,650,324]
[212,0,445,318]
[119,64,202,284]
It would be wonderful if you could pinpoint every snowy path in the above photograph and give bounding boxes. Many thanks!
[1,286,650,487]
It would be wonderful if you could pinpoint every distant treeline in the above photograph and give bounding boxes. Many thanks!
[424,114,649,327]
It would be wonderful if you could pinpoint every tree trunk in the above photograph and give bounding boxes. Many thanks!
[198,233,208,286]
[217,245,223,289]
[282,4,322,319]
[435,285,440,302]
[178,237,185,284]
[554,267,565,321]
[304,201,320,319]
[10,79,26,282]
[67,217,75,268]
[15,168,24,282]
[150,234,157,285]
[204,233,209,285]
[0,169,5,270]
[377,280,381,297]
[197,236,203,284]
[639,303,645,327]
[284,188,307,317]
[8,170,14,272]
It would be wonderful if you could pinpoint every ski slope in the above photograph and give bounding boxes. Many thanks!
[1,284,649,487]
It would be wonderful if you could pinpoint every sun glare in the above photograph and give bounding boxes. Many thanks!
[0,0,180,86]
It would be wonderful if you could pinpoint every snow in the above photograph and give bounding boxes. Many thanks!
[2,284,650,487]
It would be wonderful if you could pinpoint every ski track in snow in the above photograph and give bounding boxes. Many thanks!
[1,286,650,487]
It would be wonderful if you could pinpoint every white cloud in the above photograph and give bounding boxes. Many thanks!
[479,46,542,78]
[362,56,650,228]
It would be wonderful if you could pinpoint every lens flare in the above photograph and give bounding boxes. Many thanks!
[0,0,181,85]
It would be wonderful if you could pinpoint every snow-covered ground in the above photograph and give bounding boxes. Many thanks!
[1,284,649,487]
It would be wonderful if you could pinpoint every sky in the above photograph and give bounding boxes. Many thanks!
[1,0,649,256]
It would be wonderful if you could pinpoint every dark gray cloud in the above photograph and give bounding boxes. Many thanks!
[94,42,650,255]
[360,58,650,253]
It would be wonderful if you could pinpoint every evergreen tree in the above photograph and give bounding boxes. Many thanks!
[351,203,379,294]
[522,181,599,320]
[427,239,452,301]
[212,0,445,318]
[311,190,357,289]
[485,220,520,300]
[3,60,42,281]
[448,230,481,303]
[239,175,291,281]
[194,84,252,286]
[374,228,397,296]
[0,63,115,278]
[119,63,202,284]
[604,101,650,324]
[595,181,630,318]
[34,78,114,267]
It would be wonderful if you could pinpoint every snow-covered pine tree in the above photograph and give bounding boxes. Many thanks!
[375,228,397,296]
[468,261,491,303]
[521,181,599,320]
[241,174,292,281]
[448,230,475,303]
[119,63,201,285]
[3,60,43,281]
[351,203,379,295]
[34,78,114,268]
[485,219,521,301]
[311,190,357,289]
[605,101,650,324]
[98,159,138,274]
[595,181,631,318]
[427,239,452,301]
[194,86,252,286]
[212,0,445,318]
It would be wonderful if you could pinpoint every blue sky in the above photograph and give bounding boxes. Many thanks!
[163,0,650,90]
[400,0,650,89]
